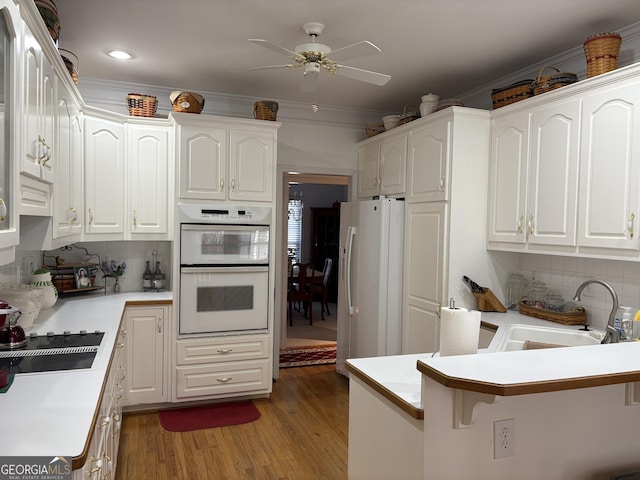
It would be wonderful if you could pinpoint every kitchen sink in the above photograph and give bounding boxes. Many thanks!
[493,324,604,352]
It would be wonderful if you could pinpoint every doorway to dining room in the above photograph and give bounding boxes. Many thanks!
[281,173,348,356]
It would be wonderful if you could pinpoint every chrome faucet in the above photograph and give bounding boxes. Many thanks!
[573,279,620,344]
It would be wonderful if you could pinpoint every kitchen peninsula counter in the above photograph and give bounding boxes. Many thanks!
[0,292,172,466]
[345,310,640,419]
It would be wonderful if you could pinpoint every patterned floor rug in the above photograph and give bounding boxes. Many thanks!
[279,344,337,368]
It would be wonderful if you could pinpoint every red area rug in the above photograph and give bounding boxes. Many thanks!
[279,344,336,368]
[158,400,261,432]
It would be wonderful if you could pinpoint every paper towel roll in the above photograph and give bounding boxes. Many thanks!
[439,307,481,356]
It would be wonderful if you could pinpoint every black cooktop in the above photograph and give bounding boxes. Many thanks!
[0,331,104,374]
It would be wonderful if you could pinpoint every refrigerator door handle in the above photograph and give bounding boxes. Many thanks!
[345,226,356,315]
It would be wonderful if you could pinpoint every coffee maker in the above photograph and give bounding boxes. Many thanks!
[0,300,25,349]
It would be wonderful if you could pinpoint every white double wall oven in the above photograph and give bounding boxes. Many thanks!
[178,204,272,336]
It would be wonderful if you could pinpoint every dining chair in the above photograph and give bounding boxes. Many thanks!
[311,258,333,320]
[288,262,314,325]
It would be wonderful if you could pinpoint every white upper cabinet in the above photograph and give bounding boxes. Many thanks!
[174,112,279,203]
[127,122,170,239]
[487,111,530,246]
[487,63,640,260]
[577,81,640,253]
[84,114,125,237]
[0,0,21,265]
[407,120,450,203]
[357,131,407,199]
[53,78,82,239]
[526,99,581,248]
[22,24,55,183]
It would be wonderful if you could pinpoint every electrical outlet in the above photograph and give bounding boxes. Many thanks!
[493,418,515,459]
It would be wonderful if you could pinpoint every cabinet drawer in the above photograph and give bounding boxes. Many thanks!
[175,359,270,398]
[176,335,269,365]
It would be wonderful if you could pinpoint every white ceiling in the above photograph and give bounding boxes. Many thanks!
[54,0,640,113]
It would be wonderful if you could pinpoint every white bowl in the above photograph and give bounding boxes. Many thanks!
[382,114,400,130]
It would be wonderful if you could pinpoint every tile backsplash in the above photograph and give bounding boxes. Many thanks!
[0,241,172,294]
[517,253,640,331]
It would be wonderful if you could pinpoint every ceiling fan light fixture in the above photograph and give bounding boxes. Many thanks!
[304,62,321,75]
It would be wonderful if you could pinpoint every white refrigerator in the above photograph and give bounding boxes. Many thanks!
[336,197,405,376]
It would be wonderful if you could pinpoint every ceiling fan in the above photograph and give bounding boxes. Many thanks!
[247,22,391,93]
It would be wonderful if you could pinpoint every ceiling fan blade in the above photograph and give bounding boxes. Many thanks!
[249,39,305,61]
[334,65,391,86]
[328,40,381,62]
[301,70,319,93]
[246,64,301,71]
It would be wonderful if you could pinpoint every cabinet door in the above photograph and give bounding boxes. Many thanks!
[407,120,450,203]
[357,143,379,199]
[128,125,169,237]
[578,83,640,251]
[53,80,82,238]
[123,306,166,405]
[403,202,446,354]
[527,99,580,247]
[178,125,226,200]
[84,116,125,235]
[22,41,41,179]
[487,112,529,246]
[228,129,274,202]
[379,135,407,196]
[40,58,55,183]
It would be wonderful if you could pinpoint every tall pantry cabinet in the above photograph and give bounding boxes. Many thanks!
[402,108,491,354]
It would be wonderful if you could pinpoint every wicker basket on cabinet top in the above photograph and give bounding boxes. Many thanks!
[491,79,534,109]
[583,32,622,78]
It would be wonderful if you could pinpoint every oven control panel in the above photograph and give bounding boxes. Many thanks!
[178,203,271,225]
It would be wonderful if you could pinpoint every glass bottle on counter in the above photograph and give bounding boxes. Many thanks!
[153,261,166,291]
[143,261,152,290]
[505,273,528,310]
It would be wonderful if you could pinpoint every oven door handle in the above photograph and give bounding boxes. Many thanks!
[180,266,269,274]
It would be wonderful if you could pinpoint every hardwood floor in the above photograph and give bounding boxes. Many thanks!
[115,365,349,480]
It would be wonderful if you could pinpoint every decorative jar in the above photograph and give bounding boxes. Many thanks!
[28,271,58,309]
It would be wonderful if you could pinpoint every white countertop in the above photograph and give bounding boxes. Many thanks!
[0,291,172,460]
[345,310,640,414]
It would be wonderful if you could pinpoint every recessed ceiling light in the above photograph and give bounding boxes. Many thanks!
[106,49,133,60]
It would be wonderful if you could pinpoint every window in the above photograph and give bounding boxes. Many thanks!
[287,199,303,262]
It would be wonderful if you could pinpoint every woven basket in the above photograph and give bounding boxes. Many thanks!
[170,91,204,114]
[59,49,79,85]
[398,105,420,126]
[127,93,158,117]
[583,32,622,78]
[518,300,587,326]
[35,0,60,44]
[491,79,534,109]
[533,67,578,96]
[253,101,278,121]
[364,123,385,137]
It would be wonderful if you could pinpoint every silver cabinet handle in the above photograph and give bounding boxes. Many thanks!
[628,213,636,238]
[0,198,6,222]
[220,177,224,192]
[231,177,236,192]
[217,348,233,354]
[217,376,233,383]
[88,208,94,225]
[517,214,524,234]
[132,209,137,228]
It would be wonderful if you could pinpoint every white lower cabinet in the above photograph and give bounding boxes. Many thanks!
[174,334,271,400]
[122,305,168,406]
[75,325,125,479]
